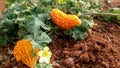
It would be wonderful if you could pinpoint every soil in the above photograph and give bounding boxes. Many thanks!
[0,0,6,17]
[49,19,120,68]
[0,0,120,68]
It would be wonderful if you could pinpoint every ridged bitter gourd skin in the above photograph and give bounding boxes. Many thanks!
[50,8,81,29]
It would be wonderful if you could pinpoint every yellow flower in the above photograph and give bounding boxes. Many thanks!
[38,46,52,64]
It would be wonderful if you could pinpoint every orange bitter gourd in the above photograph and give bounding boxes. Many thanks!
[14,39,39,68]
[50,8,81,29]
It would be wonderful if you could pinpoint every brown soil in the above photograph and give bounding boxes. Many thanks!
[0,0,6,17]
[49,19,120,68]
[0,0,120,68]
[0,46,29,68]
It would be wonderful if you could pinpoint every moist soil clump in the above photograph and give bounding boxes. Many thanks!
[49,19,120,68]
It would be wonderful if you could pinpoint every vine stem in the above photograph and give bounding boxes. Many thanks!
[78,12,120,18]
[91,12,120,16]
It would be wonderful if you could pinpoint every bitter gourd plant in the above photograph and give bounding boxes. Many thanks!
[0,0,120,68]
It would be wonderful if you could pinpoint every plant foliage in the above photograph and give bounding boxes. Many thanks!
[0,0,120,67]
[35,63,52,68]
[105,8,120,25]
[0,0,95,45]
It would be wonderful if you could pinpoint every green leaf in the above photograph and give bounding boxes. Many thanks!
[25,32,52,48]
[37,32,52,43]
[105,8,120,25]
[0,35,8,45]
[36,15,50,30]
[43,0,52,4]
[35,63,53,68]
[25,15,50,33]
[109,8,120,14]
[58,0,66,4]
[68,19,90,40]
[17,27,28,38]
[31,40,40,49]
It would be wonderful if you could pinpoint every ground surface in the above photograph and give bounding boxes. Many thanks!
[50,19,120,68]
[0,0,5,17]
[0,0,120,68]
